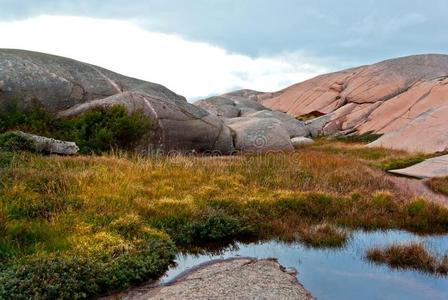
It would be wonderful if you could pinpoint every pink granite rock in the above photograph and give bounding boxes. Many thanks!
[259,54,448,153]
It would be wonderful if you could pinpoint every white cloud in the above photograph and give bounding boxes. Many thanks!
[0,15,328,100]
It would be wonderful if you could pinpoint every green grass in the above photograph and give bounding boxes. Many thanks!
[1,140,448,298]
[366,243,448,275]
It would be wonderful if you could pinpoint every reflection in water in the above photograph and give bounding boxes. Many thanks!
[161,230,448,300]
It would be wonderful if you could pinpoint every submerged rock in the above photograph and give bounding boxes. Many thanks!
[147,258,314,300]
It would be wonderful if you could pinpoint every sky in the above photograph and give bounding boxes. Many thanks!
[0,0,447,100]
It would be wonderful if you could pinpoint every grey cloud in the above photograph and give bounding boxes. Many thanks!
[0,0,447,68]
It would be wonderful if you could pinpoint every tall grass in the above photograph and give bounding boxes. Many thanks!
[1,140,448,298]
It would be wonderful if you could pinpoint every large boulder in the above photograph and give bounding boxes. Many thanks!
[0,49,233,153]
[257,54,448,153]
[291,137,314,149]
[194,89,267,118]
[58,91,234,154]
[0,49,186,112]
[226,117,294,153]
[244,110,309,138]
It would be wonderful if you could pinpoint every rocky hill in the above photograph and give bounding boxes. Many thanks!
[0,49,233,153]
[257,54,448,153]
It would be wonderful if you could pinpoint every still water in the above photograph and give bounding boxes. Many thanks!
[161,230,448,300]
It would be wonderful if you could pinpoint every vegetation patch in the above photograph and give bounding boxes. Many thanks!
[296,224,349,248]
[426,177,448,196]
[366,242,448,275]
[1,141,448,298]
[334,132,382,143]
[0,99,151,154]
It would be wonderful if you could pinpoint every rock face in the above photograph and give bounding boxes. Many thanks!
[389,155,448,179]
[143,258,314,300]
[0,49,234,153]
[194,90,266,118]
[194,89,311,152]
[258,54,448,153]
[0,49,186,112]
[225,117,294,153]
[58,91,234,154]
[7,131,79,155]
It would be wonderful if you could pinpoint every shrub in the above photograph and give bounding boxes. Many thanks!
[0,98,151,154]
[0,132,34,152]
[0,233,176,299]
[58,106,151,154]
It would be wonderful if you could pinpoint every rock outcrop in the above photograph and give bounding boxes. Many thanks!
[58,91,234,154]
[257,54,448,153]
[194,90,311,152]
[0,49,234,153]
[225,117,294,152]
[1,131,79,155]
[291,137,315,149]
[389,155,448,179]
[127,258,314,300]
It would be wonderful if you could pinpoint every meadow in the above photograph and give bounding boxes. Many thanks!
[1,138,447,299]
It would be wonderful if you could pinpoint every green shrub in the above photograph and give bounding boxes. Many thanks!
[0,132,33,152]
[0,98,151,154]
[0,234,176,300]
[58,106,151,154]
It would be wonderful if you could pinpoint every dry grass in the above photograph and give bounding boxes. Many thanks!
[426,177,448,196]
[1,140,447,297]
[366,243,448,275]
[297,224,349,248]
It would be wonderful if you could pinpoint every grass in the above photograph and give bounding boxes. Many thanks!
[296,224,349,248]
[1,139,448,298]
[426,177,448,196]
[366,243,448,276]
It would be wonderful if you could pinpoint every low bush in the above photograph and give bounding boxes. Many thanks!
[0,231,176,299]
[0,132,34,152]
[0,99,151,154]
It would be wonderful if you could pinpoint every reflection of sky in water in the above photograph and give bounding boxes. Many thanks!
[162,230,448,300]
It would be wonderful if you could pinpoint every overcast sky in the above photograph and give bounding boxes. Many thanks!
[0,0,447,100]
